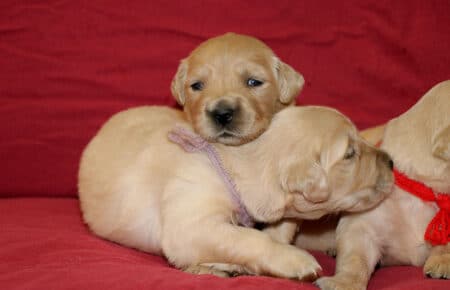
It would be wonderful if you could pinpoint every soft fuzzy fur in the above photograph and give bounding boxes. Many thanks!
[171,32,304,145]
[78,105,393,280]
[294,80,450,290]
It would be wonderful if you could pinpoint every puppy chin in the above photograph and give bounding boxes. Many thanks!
[375,181,394,198]
[251,206,286,224]
[193,130,244,145]
[200,126,266,146]
[284,207,327,220]
[216,132,263,146]
[215,132,246,146]
[285,197,328,220]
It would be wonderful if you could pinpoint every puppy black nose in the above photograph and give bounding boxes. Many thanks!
[210,107,234,126]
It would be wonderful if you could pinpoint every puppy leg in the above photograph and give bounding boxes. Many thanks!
[294,218,338,256]
[162,219,322,281]
[183,263,250,277]
[424,243,450,279]
[263,220,299,244]
[195,263,252,277]
[315,220,380,290]
[161,181,322,280]
[185,220,300,277]
[183,265,232,277]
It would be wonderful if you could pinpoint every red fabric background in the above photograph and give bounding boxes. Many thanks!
[1,0,449,198]
[1,1,449,289]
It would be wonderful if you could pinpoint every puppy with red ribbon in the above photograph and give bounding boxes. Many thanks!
[314,80,450,290]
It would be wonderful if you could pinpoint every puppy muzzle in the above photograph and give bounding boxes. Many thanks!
[206,99,241,130]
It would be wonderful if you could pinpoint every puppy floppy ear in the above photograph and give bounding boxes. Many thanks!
[287,133,350,203]
[273,56,305,104]
[284,159,330,203]
[171,59,188,106]
[432,125,450,161]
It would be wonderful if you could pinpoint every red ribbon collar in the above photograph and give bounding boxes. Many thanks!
[394,168,450,245]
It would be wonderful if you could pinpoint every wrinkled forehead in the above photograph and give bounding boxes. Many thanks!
[317,110,357,140]
[187,37,275,69]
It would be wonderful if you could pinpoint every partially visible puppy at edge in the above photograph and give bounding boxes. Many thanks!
[78,105,394,281]
[171,32,304,145]
[295,80,450,290]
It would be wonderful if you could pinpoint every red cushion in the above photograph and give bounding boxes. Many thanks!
[1,198,449,290]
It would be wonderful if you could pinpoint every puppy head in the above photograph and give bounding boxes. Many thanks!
[384,119,450,193]
[382,80,450,193]
[269,107,394,220]
[171,32,304,145]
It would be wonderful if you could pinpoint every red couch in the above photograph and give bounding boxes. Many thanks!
[1,1,449,289]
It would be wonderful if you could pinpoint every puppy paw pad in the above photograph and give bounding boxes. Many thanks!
[183,265,230,278]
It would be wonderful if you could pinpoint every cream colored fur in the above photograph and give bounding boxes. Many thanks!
[360,124,386,145]
[78,105,393,280]
[171,32,304,145]
[308,80,450,290]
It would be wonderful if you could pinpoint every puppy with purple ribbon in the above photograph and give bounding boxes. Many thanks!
[170,32,304,146]
[78,105,393,280]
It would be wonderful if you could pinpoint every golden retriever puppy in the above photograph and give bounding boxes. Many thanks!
[171,32,304,145]
[78,105,393,280]
[314,80,450,290]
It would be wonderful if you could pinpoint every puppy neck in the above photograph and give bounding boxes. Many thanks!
[216,137,289,223]
[168,126,254,226]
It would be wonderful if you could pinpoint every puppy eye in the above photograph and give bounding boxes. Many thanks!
[190,81,204,91]
[246,78,264,87]
[344,146,356,160]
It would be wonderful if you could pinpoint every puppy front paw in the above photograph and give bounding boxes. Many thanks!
[265,245,322,281]
[183,264,231,278]
[184,263,252,278]
[315,275,366,290]
[200,263,252,277]
[424,253,450,279]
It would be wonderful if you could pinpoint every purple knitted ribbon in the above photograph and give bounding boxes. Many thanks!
[168,126,254,227]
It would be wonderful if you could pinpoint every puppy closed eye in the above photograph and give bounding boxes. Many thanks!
[190,81,204,91]
[344,146,356,160]
[246,78,264,87]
